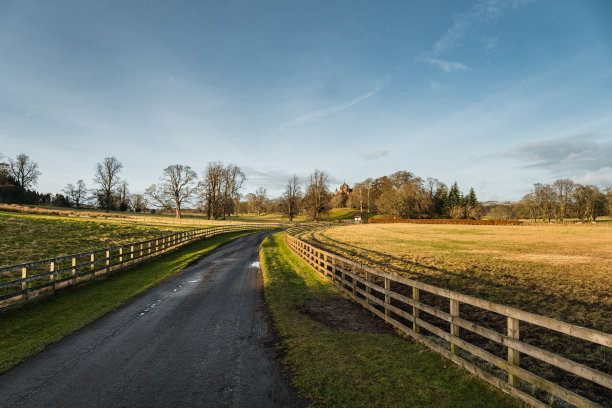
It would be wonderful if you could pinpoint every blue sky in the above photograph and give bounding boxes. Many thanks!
[1,0,611,201]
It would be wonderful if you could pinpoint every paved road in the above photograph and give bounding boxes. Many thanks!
[1,231,303,408]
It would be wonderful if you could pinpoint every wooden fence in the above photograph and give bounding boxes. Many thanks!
[0,224,280,309]
[285,230,611,408]
[368,218,523,225]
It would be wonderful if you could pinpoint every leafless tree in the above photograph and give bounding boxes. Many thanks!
[201,162,224,219]
[118,181,130,211]
[533,183,557,222]
[280,175,302,221]
[303,169,330,221]
[94,157,123,211]
[248,187,268,215]
[63,179,88,208]
[553,179,575,221]
[129,194,148,212]
[146,164,198,218]
[220,164,245,219]
[573,184,606,222]
[8,153,41,189]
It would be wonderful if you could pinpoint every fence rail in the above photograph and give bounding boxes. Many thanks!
[285,229,611,408]
[368,218,522,225]
[0,224,280,309]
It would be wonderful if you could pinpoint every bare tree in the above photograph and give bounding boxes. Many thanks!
[63,179,88,208]
[553,179,575,221]
[93,157,123,211]
[533,183,557,222]
[118,181,130,211]
[280,175,302,221]
[303,169,331,221]
[146,164,198,218]
[129,194,148,212]
[220,164,245,219]
[201,162,224,219]
[8,153,41,189]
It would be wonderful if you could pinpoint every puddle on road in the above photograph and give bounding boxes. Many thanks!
[250,261,260,268]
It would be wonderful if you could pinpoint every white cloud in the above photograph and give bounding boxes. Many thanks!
[423,57,471,73]
[573,167,612,186]
[278,84,383,131]
[361,148,389,161]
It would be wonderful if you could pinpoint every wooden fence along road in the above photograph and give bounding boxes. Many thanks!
[285,229,611,408]
[0,224,281,309]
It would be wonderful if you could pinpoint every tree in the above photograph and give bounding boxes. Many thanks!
[553,179,575,221]
[63,179,88,208]
[94,157,123,211]
[220,164,245,219]
[533,183,557,222]
[8,153,41,190]
[606,187,612,216]
[280,175,302,221]
[129,194,148,212]
[117,181,130,211]
[247,187,268,215]
[201,162,224,219]
[573,184,606,222]
[146,165,198,218]
[303,169,331,221]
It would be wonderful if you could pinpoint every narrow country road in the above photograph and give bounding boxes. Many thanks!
[0,231,304,408]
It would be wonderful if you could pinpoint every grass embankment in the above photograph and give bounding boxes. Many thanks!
[0,212,192,267]
[0,231,253,373]
[260,232,521,408]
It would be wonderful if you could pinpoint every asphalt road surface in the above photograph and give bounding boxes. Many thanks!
[1,231,304,408]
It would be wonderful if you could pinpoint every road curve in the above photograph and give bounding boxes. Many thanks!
[0,231,304,408]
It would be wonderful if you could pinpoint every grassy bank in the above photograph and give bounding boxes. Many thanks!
[259,232,521,408]
[0,212,193,267]
[0,231,253,373]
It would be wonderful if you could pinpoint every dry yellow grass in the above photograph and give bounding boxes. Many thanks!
[300,223,612,332]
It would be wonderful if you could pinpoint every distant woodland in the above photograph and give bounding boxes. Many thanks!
[1,152,611,222]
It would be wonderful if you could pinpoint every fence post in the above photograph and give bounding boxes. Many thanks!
[507,317,520,386]
[105,250,110,273]
[21,267,28,300]
[412,287,420,333]
[351,265,356,295]
[140,243,143,258]
[130,245,134,261]
[365,269,371,304]
[148,241,152,256]
[450,298,460,354]
[72,257,77,285]
[384,278,391,322]
[119,248,123,264]
[50,261,56,291]
[90,254,95,273]
[156,239,159,254]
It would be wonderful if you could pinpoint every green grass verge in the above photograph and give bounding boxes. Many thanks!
[259,232,522,408]
[0,231,254,373]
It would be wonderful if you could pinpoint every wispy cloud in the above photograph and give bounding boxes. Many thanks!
[361,148,389,161]
[278,85,383,130]
[424,0,532,73]
[423,57,471,73]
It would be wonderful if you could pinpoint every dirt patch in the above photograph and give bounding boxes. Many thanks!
[300,298,395,334]
[501,253,593,264]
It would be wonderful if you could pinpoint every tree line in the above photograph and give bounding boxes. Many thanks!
[331,171,482,219]
[487,179,612,222]
[2,152,610,222]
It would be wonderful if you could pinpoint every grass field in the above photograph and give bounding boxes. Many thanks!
[0,212,196,268]
[0,231,253,373]
[297,223,612,404]
[299,223,612,332]
[260,232,521,408]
